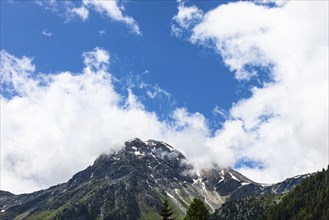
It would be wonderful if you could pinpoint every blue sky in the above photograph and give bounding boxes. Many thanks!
[1,0,328,193]
[1,0,243,127]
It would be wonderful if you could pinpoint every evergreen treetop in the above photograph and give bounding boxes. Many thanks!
[184,198,210,220]
[160,199,175,220]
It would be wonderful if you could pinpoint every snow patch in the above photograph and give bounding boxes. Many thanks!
[151,154,161,164]
[175,189,189,205]
[112,156,120,160]
[294,174,310,179]
[241,182,250,186]
[200,182,215,212]
[192,178,200,185]
[134,151,145,156]
[146,140,157,146]
[204,198,215,212]
[0,210,5,213]
[260,183,272,187]
[90,172,94,178]
[160,141,175,151]
[229,171,240,182]
[146,179,150,187]
[166,191,185,211]
[217,177,224,184]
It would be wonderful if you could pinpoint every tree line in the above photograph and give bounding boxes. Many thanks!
[160,198,210,220]
[159,166,329,220]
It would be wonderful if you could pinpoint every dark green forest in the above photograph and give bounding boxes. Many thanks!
[210,166,329,220]
[263,166,329,220]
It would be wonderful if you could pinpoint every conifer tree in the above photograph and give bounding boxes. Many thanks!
[184,198,210,220]
[160,199,175,220]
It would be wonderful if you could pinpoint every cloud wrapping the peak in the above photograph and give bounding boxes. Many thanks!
[1,0,328,194]
[172,1,328,182]
[1,48,226,193]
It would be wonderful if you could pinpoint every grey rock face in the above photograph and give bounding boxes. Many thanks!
[0,139,307,219]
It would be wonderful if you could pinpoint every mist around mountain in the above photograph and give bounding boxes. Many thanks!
[0,139,317,220]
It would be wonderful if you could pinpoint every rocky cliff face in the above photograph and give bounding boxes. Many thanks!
[0,138,308,220]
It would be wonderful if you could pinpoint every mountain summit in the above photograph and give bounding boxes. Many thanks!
[0,139,307,219]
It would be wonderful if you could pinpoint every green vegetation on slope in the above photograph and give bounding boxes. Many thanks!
[210,166,329,220]
[184,198,210,220]
[209,194,283,220]
[263,166,329,220]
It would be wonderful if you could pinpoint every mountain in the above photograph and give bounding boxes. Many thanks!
[208,194,282,220]
[263,166,329,220]
[0,138,308,220]
[209,167,328,220]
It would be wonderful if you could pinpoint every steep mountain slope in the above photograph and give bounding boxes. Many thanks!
[0,138,308,220]
[209,168,326,220]
[209,194,283,220]
[263,166,329,220]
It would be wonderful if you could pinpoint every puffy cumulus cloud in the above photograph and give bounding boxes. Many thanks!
[1,48,231,194]
[172,1,328,183]
[2,1,328,194]
[36,0,140,35]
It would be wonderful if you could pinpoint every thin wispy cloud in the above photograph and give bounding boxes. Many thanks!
[99,29,106,36]
[36,0,141,35]
[70,6,89,21]
[81,0,141,35]
[42,29,52,37]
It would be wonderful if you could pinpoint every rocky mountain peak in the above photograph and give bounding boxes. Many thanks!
[0,138,310,220]
[124,138,186,160]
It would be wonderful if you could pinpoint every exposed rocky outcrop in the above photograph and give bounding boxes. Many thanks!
[0,138,308,220]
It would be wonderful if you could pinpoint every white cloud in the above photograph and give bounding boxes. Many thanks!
[254,0,286,7]
[42,29,53,37]
[36,0,141,35]
[145,85,171,100]
[99,29,106,36]
[81,0,141,35]
[212,105,227,119]
[2,0,328,194]
[82,47,110,71]
[0,48,221,194]
[70,6,89,21]
[171,3,203,37]
[172,0,328,183]
[173,3,203,29]
[121,71,175,107]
